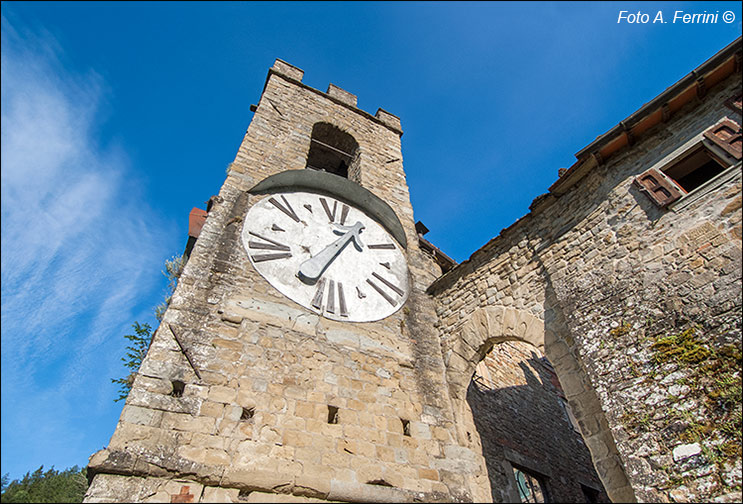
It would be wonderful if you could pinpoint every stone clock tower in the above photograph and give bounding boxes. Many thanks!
[83,60,489,502]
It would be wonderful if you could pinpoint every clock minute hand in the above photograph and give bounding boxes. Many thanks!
[298,221,365,283]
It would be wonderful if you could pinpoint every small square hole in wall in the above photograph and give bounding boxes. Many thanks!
[241,407,255,421]
[170,380,185,398]
[401,418,411,436]
[327,405,339,424]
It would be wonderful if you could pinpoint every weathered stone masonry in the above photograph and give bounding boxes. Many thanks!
[429,39,742,503]
[85,59,491,503]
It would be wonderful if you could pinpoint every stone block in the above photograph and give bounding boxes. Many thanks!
[297,464,333,489]
[326,84,357,107]
[121,405,162,426]
[673,442,702,462]
[200,401,225,418]
[282,429,311,448]
[583,433,610,459]
[271,59,304,81]
[346,398,366,411]
[209,385,238,404]
[375,109,402,132]
[325,329,360,348]
[162,412,216,434]
[200,486,240,502]
[222,469,293,492]
[108,423,161,450]
[410,421,431,439]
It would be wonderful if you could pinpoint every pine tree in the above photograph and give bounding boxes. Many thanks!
[154,254,184,321]
[110,254,184,403]
[0,465,88,503]
[110,322,153,402]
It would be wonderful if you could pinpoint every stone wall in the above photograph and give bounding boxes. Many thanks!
[430,71,742,503]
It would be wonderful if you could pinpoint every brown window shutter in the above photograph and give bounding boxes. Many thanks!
[633,168,683,207]
[703,119,742,160]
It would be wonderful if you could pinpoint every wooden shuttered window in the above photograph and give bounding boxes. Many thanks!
[703,118,742,160]
[633,168,684,207]
[635,118,741,208]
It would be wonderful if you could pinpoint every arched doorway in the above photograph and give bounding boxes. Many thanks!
[444,306,635,502]
[467,339,606,502]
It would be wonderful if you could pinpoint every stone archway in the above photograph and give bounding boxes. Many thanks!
[444,306,636,503]
[445,306,545,402]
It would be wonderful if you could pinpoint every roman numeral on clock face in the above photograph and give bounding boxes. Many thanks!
[320,197,350,225]
[337,282,348,317]
[269,195,300,222]
[247,231,292,262]
[365,272,404,306]
[326,280,336,314]
[310,279,349,318]
[311,278,326,310]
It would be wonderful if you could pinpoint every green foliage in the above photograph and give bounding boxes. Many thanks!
[648,327,742,470]
[1,465,87,503]
[651,327,711,364]
[155,254,185,322]
[678,418,715,443]
[620,410,653,435]
[111,322,153,402]
[609,321,631,337]
[111,254,185,403]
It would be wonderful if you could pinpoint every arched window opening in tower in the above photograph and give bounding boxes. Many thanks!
[306,122,360,179]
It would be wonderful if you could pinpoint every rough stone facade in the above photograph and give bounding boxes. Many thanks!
[430,39,742,503]
[85,59,493,503]
[85,39,741,504]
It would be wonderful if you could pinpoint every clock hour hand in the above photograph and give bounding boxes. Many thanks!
[332,223,364,251]
[298,221,365,284]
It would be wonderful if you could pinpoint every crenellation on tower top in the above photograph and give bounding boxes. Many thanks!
[375,108,402,133]
[266,59,402,135]
[326,83,358,107]
[271,58,304,82]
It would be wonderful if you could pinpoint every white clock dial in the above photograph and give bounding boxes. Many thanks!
[242,191,410,322]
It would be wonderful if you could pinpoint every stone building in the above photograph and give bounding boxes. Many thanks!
[84,36,741,503]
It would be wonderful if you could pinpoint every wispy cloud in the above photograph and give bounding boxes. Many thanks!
[1,15,173,477]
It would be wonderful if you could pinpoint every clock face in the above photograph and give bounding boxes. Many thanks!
[241,191,410,322]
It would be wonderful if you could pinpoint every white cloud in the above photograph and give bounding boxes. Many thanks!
[1,15,174,477]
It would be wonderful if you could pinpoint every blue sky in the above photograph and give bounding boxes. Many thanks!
[1,1,740,482]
